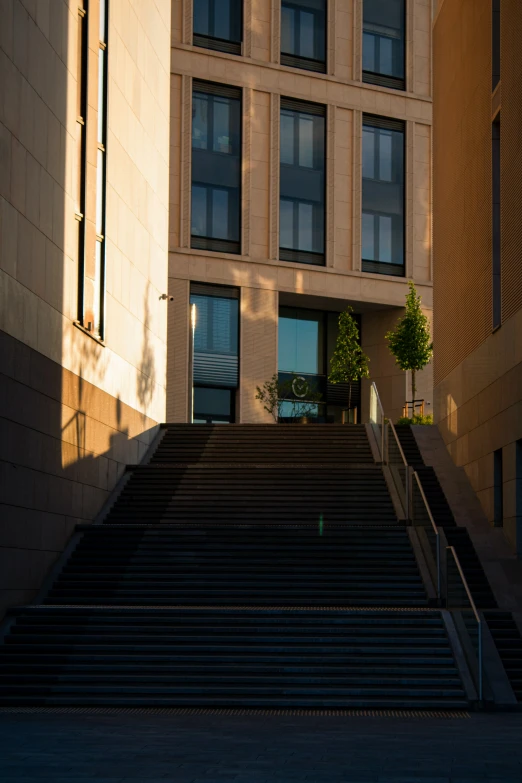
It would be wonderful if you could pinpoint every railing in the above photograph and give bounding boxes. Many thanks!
[446,546,483,702]
[387,421,410,519]
[411,470,444,599]
[369,382,385,462]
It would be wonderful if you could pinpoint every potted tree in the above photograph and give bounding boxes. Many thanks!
[385,281,433,418]
[329,307,370,423]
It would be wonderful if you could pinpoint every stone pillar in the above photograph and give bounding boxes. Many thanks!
[361,308,407,424]
[239,287,278,423]
[166,277,190,422]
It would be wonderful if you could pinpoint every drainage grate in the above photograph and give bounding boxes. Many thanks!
[0,707,470,718]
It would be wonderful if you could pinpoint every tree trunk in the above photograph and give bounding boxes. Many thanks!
[411,370,416,409]
[348,382,352,422]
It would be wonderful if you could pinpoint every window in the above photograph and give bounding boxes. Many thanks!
[280,99,325,265]
[190,284,239,424]
[492,114,501,329]
[362,115,404,276]
[193,0,242,55]
[279,307,324,375]
[191,82,241,254]
[281,0,326,73]
[363,0,405,90]
[76,0,108,339]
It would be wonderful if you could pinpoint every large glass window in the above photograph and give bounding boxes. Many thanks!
[281,0,326,73]
[279,307,324,375]
[190,284,239,424]
[280,99,325,265]
[362,115,404,276]
[363,0,405,90]
[191,82,241,254]
[193,0,242,55]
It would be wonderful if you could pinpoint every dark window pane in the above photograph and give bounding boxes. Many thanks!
[362,117,404,270]
[280,112,295,164]
[363,0,405,88]
[191,84,241,251]
[281,0,326,71]
[278,307,324,375]
[281,5,294,52]
[194,0,211,36]
[192,94,209,149]
[191,185,207,237]
[193,0,242,43]
[194,387,233,423]
[211,189,229,239]
[280,102,325,263]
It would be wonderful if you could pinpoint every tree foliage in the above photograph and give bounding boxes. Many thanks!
[328,307,370,412]
[385,281,433,401]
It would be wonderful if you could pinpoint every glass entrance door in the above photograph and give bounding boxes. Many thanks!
[278,307,325,421]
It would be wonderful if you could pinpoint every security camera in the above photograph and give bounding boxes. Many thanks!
[169,296,174,302]
[159,293,174,301]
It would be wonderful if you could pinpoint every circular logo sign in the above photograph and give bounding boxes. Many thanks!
[292,376,309,398]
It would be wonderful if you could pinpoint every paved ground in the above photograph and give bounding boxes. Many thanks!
[0,710,522,782]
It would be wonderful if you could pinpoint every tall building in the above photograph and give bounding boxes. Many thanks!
[0,0,171,616]
[167,0,434,426]
[433,0,522,555]
[0,0,433,617]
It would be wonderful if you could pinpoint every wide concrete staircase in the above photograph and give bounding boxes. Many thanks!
[0,425,468,708]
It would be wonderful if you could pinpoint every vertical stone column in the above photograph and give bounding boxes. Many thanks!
[269,93,280,261]
[166,278,190,422]
[327,0,336,76]
[239,287,278,423]
[180,75,192,249]
[326,104,335,267]
[361,309,407,424]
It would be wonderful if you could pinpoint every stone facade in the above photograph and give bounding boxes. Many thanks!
[433,0,522,554]
[167,0,434,427]
[0,0,171,616]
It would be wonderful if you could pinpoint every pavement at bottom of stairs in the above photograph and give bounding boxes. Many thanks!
[1,709,522,782]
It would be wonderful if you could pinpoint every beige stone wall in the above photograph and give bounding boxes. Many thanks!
[433,0,522,554]
[239,287,278,423]
[434,307,522,551]
[0,0,171,615]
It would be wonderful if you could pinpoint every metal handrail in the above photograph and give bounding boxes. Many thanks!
[446,545,483,702]
[412,471,441,598]
[388,421,408,467]
[369,382,385,461]
[387,421,410,518]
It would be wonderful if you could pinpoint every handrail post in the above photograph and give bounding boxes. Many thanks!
[446,545,483,704]
[478,620,483,702]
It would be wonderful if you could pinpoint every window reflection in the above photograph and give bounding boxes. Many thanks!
[362,116,404,273]
[278,307,324,375]
[193,0,242,55]
[191,82,241,253]
[281,0,326,73]
[280,100,325,264]
[363,0,405,89]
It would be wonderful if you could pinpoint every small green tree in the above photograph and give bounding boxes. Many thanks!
[386,281,433,407]
[329,307,370,415]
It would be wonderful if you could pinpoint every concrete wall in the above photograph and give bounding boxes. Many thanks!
[0,0,171,616]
